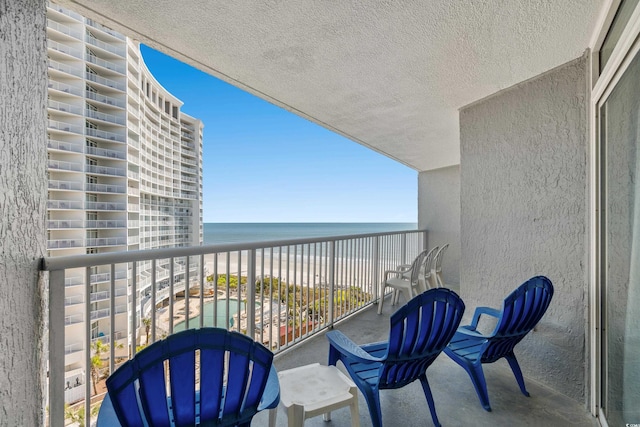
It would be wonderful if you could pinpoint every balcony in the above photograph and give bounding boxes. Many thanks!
[41,229,595,426]
[85,182,126,194]
[85,35,126,57]
[84,201,126,211]
[85,90,126,108]
[85,127,126,143]
[85,164,126,177]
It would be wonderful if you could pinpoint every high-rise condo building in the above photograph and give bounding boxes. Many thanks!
[46,3,203,403]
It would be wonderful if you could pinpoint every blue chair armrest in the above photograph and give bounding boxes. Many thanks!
[258,365,280,411]
[469,306,501,330]
[327,330,383,364]
[455,326,489,339]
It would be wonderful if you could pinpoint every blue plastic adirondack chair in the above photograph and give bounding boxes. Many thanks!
[327,288,465,427]
[443,275,554,411]
[97,327,280,427]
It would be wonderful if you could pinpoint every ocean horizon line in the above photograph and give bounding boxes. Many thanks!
[203,222,418,245]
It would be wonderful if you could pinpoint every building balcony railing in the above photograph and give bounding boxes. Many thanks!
[48,99,83,115]
[48,239,84,249]
[85,237,128,247]
[85,183,126,194]
[85,220,127,229]
[86,54,126,75]
[85,35,126,57]
[48,80,83,97]
[90,288,127,303]
[85,71,126,91]
[48,219,84,229]
[84,201,126,211]
[48,3,83,21]
[42,228,426,427]
[85,90,126,108]
[85,145,126,160]
[47,39,83,59]
[47,200,83,210]
[48,59,83,78]
[48,139,84,154]
[86,18,126,40]
[85,108,126,126]
[85,164,126,177]
[85,127,126,143]
[48,120,83,135]
[48,180,84,192]
[90,270,128,284]
[46,20,82,40]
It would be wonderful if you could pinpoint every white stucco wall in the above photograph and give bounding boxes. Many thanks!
[0,0,48,423]
[459,56,589,403]
[418,165,460,287]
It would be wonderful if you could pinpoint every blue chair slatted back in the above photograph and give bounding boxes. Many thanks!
[105,328,274,427]
[380,288,465,389]
[482,276,554,363]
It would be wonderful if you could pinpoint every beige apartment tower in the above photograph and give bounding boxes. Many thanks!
[46,3,203,403]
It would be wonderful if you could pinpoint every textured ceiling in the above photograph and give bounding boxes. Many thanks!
[61,0,604,171]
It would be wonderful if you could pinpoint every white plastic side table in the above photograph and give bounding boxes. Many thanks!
[269,363,360,427]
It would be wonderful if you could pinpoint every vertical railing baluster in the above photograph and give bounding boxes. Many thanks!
[276,247,282,350]
[247,249,256,338]
[131,261,137,357]
[224,252,230,330]
[168,258,174,335]
[109,263,116,373]
[84,266,91,424]
[49,269,65,427]
[373,236,380,303]
[151,259,156,342]
[185,256,190,330]
[237,250,242,332]
[199,254,205,329]
[285,247,290,345]
[328,241,335,328]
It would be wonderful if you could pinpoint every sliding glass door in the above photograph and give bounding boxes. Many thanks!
[599,46,640,427]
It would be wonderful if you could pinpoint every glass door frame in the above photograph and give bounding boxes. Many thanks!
[590,0,640,421]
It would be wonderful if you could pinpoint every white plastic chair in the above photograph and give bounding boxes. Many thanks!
[431,243,449,287]
[378,246,438,314]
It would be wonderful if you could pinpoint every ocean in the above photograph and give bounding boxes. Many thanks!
[203,223,418,244]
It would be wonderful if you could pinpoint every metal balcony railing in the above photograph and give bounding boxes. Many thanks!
[48,80,83,97]
[41,228,426,427]
[85,127,126,143]
[85,90,126,108]
[48,139,84,153]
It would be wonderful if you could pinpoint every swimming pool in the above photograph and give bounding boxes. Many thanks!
[173,298,246,332]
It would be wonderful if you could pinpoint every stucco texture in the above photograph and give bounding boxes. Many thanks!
[459,56,588,403]
[418,165,460,286]
[0,0,48,424]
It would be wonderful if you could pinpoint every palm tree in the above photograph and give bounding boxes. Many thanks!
[65,403,99,427]
[142,317,152,345]
[90,339,123,395]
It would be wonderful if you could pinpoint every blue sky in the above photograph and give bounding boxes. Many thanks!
[140,45,417,223]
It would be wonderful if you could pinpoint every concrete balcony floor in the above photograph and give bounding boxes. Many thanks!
[255,289,598,427]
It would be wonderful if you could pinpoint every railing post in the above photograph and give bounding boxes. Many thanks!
[131,261,137,357]
[373,236,380,304]
[246,249,256,338]
[84,267,92,424]
[110,263,116,373]
[185,256,190,330]
[49,269,65,427]
[328,241,335,328]
[401,233,407,266]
